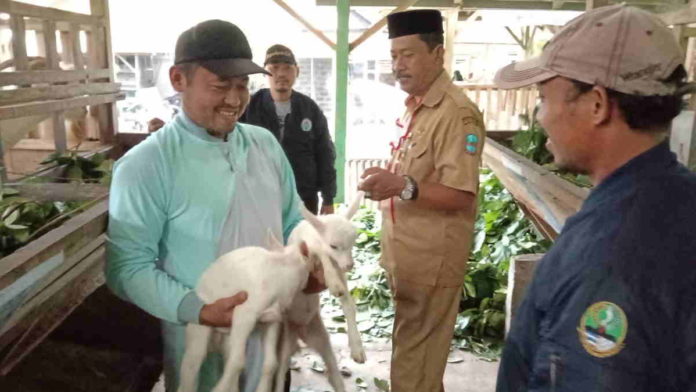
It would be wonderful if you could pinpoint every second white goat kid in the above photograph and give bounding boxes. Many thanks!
[178,231,317,392]
[274,192,366,392]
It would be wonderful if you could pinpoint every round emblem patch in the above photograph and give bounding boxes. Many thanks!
[577,301,628,358]
[466,133,479,143]
[301,118,312,132]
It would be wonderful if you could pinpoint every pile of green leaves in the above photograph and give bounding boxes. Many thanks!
[453,169,551,360]
[41,151,114,185]
[0,152,114,258]
[322,170,550,360]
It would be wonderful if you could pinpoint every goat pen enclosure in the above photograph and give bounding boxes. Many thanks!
[0,0,122,374]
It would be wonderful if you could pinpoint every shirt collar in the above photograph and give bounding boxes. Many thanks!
[404,70,450,112]
[177,111,235,144]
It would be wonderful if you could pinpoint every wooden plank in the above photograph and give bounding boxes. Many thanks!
[272,0,337,50]
[43,20,59,69]
[486,130,517,141]
[482,137,588,236]
[0,247,105,374]
[0,200,108,291]
[9,15,28,71]
[0,92,125,119]
[505,253,543,335]
[349,0,419,51]
[59,30,73,68]
[0,82,121,106]
[52,111,67,153]
[0,0,103,26]
[70,24,84,71]
[8,183,109,202]
[90,0,118,141]
[0,69,111,86]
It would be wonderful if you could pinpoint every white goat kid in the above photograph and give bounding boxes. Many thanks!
[273,192,367,392]
[178,233,317,392]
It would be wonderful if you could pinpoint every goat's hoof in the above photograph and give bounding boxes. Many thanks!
[351,348,367,364]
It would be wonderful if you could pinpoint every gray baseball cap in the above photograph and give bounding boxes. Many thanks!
[494,5,684,96]
[174,19,270,78]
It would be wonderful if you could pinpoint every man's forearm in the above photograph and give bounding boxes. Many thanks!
[411,181,476,212]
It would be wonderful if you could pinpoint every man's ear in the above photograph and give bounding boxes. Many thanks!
[589,85,612,126]
[170,65,187,92]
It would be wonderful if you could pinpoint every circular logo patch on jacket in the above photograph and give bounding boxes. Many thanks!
[301,118,312,132]
[577,301,628,358]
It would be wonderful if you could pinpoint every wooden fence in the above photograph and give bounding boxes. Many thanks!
[458,84,538,131]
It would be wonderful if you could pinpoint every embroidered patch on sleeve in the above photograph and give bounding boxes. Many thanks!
[577,301,628,358]
[465,133,479,155]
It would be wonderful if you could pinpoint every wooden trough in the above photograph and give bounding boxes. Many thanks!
[0,0,121,374]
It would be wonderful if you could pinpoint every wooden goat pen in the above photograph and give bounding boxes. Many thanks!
[0,0,121,374]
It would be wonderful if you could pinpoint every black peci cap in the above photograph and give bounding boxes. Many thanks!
[174,19,270,77]
[387,9,444,39]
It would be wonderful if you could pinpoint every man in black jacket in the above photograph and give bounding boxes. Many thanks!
[494,5,696,391]
[242,45,336,214]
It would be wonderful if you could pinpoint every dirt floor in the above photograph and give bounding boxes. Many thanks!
[0,287,498,392]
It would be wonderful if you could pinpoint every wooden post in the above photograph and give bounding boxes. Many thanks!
[585,0,610,10]
[335,0,350,204]
[506,253,543,335]
[70,24,84,71]
[90,0,117,144]
[444,9,458,75]
[9,15,28,71]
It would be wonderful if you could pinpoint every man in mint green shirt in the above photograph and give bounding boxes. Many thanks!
[106,20,306,392]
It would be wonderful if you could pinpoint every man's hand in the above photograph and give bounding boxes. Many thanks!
[303,262,327,294]
[358,167,406,201]
[319,204,334,215]
[148,117,165,133]
[199,291,247,327]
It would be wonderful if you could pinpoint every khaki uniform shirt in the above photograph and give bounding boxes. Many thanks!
[380,71,485,287]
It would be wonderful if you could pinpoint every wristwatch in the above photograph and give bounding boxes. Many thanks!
[399,175,419,201]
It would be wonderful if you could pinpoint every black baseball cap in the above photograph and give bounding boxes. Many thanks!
[174,19,270,77]
[264,44,297,66]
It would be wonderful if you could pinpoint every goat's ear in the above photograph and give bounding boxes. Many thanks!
[300,203,326,234]
[343,191,364,220]
[299,241,310,258]
[266,229,284,252]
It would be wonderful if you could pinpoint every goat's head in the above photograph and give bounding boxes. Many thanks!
[299,192,363,272]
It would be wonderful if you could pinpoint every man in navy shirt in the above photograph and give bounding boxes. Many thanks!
[494,5,696,391]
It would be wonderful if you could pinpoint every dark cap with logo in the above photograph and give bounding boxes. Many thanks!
[387,9,444,39]
[174,19,270,77]
[264,44,297,66]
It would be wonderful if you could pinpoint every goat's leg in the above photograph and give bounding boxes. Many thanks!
[302,313,346,392]
[255,322,281,392]
[337,278,366,363]
[212,311,257,392]
[274,321,300,392]
[178,324,213,392]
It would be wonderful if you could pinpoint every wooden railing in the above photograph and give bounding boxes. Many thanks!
[458,84,539,131]
[345,158,389,210]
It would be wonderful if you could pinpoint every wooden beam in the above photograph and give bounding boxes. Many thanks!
[349,0,420,51]
[42,20,59,70]
[444,8,458,75]
[9,15,28,71]
[90,0,118,142]
[585,0,610,10]
[274,0,337,50]
[334,0,349,203]
[317,0,589,10]
[482,137,588,236]
[0,82,121,106]
[0,69,112,86]
[0,92,125,120]
[658,5,696,26]
[0,0,104,26]
[70,24,84,71]
[52,111,67,153]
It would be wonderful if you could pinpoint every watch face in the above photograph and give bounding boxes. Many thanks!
[401,188,413,200]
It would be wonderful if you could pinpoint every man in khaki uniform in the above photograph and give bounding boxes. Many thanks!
[359,9,485,392]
